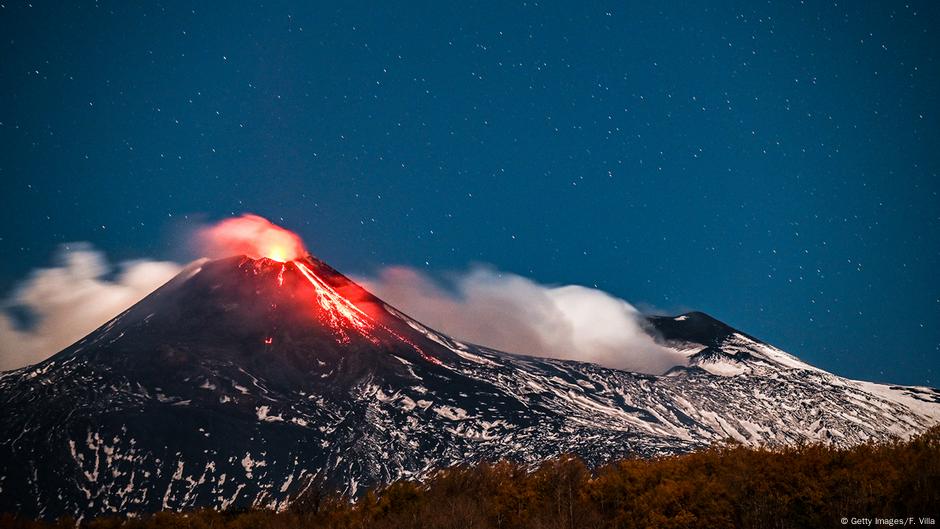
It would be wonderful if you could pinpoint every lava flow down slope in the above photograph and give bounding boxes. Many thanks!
[1,218,939,520]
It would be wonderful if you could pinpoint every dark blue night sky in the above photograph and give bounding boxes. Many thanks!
[1,2,938,385]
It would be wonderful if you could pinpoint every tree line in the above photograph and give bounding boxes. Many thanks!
[4,426,938,529]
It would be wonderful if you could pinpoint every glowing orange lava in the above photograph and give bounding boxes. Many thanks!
[268,246,289,263]
[293,260,441,364]
[295,261,376,344]
[201,214,441,364]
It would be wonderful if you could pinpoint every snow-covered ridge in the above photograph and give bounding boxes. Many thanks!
[0,257,937,520]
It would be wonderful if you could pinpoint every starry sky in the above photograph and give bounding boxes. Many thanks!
[1,2,938,385]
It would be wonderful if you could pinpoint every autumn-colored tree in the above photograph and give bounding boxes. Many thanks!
[4,426,939,529]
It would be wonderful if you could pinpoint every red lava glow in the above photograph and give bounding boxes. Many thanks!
[200,214,307,262]
[295,261,377,344]
[294,261,440,364]
[205,214,441,364]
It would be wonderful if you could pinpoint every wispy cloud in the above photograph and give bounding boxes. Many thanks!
[0,243,182,370]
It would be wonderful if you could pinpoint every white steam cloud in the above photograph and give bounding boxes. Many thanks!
[0,243,182,371]
[360,266,685,374]
[0,245,682,375]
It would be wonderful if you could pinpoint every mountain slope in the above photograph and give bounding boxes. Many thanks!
[1,255,938,520]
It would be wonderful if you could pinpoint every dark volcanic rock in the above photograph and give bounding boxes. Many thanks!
[1,256,937,520]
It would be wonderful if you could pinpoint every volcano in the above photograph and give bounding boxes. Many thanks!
[1,253,939,520]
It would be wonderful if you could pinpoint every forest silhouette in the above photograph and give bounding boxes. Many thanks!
[4,426,938,529]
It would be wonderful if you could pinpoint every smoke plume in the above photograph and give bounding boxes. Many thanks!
[196,214,307,262]
[359,266,685,374]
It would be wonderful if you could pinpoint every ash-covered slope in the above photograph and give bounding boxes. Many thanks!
[0,256,938,520]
